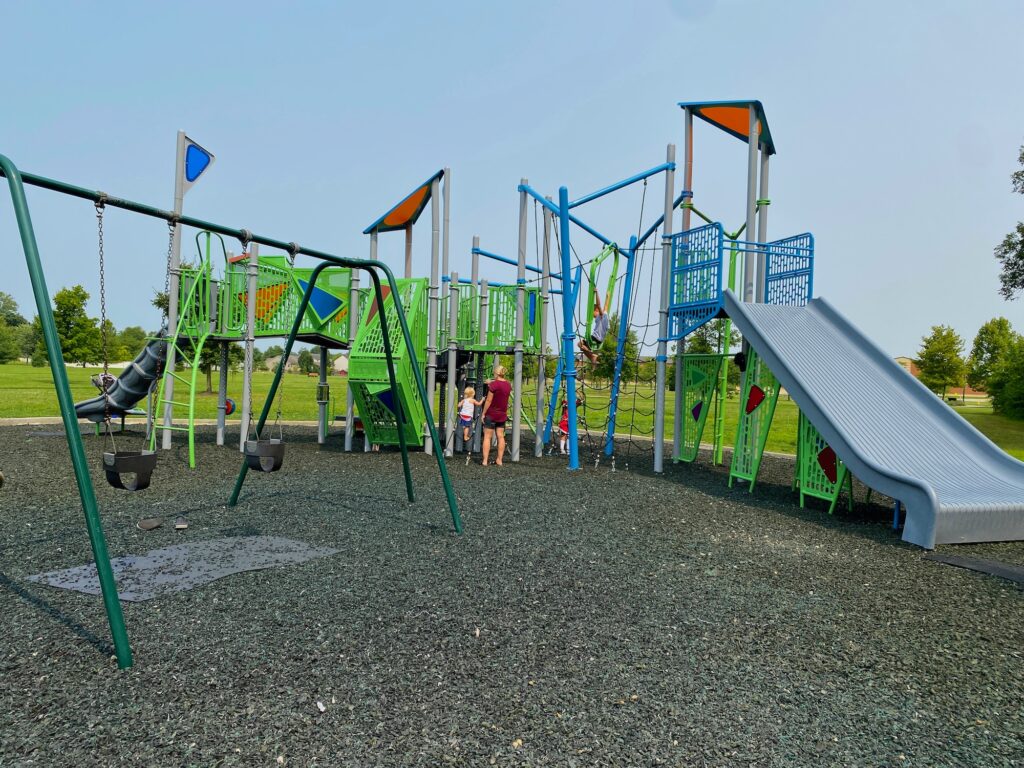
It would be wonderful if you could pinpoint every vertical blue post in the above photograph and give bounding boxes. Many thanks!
[559,187,580,470]
[543,265,581,446]
[605,235,638,454]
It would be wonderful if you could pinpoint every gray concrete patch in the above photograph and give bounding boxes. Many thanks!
[27,535,338,602]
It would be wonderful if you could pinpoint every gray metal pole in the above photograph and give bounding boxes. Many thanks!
[216,341,228,446]
[755,148,770,303]
[424,178,441,454]
[674,110,694,460]
[535,204,552,457]
[317,346,328,445]
[162,130,187,449]
[239,243,259,451]
[404,223,413,279]
[743,105,759,302]
[476,279,489,452]
[442,168,451,279]
[365,231,378,452]
[345,232,369,451]
[445,271,459,457]
[511,179,528,462]
[653,144,676,473]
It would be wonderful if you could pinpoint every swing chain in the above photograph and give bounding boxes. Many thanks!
[163,218,175,323]
[95,197,108,383]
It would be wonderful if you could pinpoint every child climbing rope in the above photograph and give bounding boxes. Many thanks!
[578,288,609,364]
[457,386,483,444]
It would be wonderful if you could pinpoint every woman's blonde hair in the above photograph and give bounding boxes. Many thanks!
[494,364,506,378]
[463,386,475,399]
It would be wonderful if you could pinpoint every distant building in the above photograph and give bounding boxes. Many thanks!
[264,353,299,373]
[333,353,350,376]
[894,356,986,397]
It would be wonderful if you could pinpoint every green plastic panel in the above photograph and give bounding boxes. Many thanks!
[349,278,428,445]
[217,255,352,346]
[795,410,853,513]
[675,353,724,462]
[729,348,780,490]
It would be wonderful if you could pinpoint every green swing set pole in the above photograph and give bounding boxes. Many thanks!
[0,154,133,669]
[0,160,462,534]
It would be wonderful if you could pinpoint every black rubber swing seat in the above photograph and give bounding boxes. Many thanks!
[103,450,157,492]
[244,439,285,472]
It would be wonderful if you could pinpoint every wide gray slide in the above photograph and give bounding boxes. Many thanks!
[723,290,1024,548]
[74,336,167,423]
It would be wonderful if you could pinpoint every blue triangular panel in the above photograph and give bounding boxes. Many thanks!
[185,143,212,182]
[529,292,536,325]
[297,279,345,324]
[376,388,396,415]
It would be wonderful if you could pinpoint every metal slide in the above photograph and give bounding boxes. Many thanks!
[723,290,1024,548]
[74,336,167,422]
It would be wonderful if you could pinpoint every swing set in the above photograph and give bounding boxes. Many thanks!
[0,153,462,669]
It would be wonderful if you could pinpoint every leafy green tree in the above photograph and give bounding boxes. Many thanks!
[988,336,1024,418]
[995,144,1024,299]
[264,344,285,360]
[38,285,102,367]
[15,321,38,361]
[967,318,1017,391]
[0,292,26,326]
[29,317,46,366]
[118,326,149,357]
[0,320,19,363]
[297,348,315,374]
[593,314,638,382]
[916,325,965,398]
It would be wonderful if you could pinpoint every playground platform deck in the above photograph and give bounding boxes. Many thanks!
[1,425,1021,765]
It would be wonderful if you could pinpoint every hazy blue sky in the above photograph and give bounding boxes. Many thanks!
[1,1,1022,357]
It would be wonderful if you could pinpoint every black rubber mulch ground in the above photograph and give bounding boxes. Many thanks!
[1,424,1022,766]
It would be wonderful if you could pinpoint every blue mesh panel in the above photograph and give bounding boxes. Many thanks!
[764,233,814,307]
[667,223,724,339]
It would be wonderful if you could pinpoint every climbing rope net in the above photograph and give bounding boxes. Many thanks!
[516,182,669,469]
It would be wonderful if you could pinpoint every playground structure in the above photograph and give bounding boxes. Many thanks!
[0,150,464,670]
[5,98,1024,673]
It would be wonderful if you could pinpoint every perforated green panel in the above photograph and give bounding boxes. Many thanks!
[729,348,780,490]
[675,354,724,463]
[348,279,428,445]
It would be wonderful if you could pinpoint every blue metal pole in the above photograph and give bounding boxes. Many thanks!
[569,162,675,209]
[543,264,582,445]
[558,187,580,470]
[605,235,638,455]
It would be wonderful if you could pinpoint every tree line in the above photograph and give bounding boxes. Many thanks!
[0,287,151,367]
[917,319,1023,416]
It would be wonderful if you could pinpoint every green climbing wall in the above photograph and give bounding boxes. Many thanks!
[348,278,428,445]
[729,348,781,491]
[795,410,853,513]
[675,353,724,463]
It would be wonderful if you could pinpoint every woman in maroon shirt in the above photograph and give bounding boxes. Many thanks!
[481,365,511,467]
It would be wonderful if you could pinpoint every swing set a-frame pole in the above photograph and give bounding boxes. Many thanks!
[0,154,133,669]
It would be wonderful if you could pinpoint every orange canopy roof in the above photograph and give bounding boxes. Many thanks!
[678,101,775,156]
[363,170,445,234]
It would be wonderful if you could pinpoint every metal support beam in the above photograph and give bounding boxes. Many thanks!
[425,178,441,454]
[239,243,258,451]
[162,131,186,450]
[317,346,328,445]
[511,179,527,462]
[653,144,676,473]
[559,187,580,470]
[445,272,459,457]
[755,149,770,303]
[535,204,552,457]
[743,105,760,302]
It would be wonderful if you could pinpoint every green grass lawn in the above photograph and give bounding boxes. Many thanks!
[2,361,1023,460]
